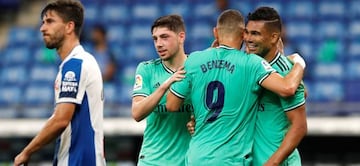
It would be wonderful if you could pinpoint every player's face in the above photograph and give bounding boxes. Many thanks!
[40,10,66,49]
[244,21,272,58]
[152,27,182,61]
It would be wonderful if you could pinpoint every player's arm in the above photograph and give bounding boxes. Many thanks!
[261,54,305,97]
[166,90,185,112]
[14,103,75,166]
[132,69,185,122]
[264,104,307,166]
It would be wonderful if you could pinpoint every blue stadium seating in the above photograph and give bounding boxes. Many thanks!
[345,81,360,102]
[284,1,314,20]
[1,0,359,118]
[311,81,344,102]
[7,27,36,47]
[22,83,54,107]
[345,61,360,81]
[101,3,130,24]
[313,62,344,81]
[0,65,27,86]
[106,24,127,45]
[349,21,360,40]
[29,64,57,84]
[2,46,31,66]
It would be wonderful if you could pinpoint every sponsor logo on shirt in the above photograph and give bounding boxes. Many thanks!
[64,71,76,81]
[261,60,273,72]
[134,74,143,90]
[61,71,78,93]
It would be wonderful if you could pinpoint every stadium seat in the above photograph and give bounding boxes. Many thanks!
[349,0,360,19]
[127,41,156,63]
[29,64,57,84]
[316,21,345,39]
[101,3,130,24]
[349,21,360,40]
[313,62,344,81]
[346,61,360,81]
[0,65,27,86]
[21,106,52,119]
[104,82,118,105]
[128,24,151,42]
[82,3,99,26]
[311,81,344,102]
[22,83,54,107]
[345,81,360,102]
[162,2,191,22]
[3,46,31,66]
[284,1,314,20]
[229,0,253,15]
[318,0,345,19]
[132,3,160,22]
[7,27,36,46]
[347,39,360,59]
[0,85,22,107]
[285,21,312,41]
[254,2,283,15]
[106,24,127,45]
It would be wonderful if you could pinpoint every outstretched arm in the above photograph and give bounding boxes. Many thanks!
[264,104,307,166]
[132,68,185,122]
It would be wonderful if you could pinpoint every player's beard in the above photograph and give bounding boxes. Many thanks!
[44,32,65,49]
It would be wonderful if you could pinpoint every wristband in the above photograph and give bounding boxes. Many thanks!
[292,53,306,69]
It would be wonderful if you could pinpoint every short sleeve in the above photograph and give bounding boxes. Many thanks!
[132,62,151,97]
[58,58,86,104]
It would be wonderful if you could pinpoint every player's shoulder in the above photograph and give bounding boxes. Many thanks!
[137,58,162,68]
[270,53,293,73]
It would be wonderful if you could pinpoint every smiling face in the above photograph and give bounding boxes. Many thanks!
[152,27,184,61]
[40,10,66,49]
[244,20,273,58]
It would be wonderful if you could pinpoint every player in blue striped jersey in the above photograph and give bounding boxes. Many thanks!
[14,1,106,165]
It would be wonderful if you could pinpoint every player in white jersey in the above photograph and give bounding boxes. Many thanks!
[14,1,106,165]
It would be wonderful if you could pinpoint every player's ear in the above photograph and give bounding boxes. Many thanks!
[178,31,186,43]
[213,27,218,40]
[271,32,280,45]
[65,21,75,35]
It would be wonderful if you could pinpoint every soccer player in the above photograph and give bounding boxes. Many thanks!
[131,14,193,165]
[14,1,106,165]
[166,9,305,165]
[245,7,307,166]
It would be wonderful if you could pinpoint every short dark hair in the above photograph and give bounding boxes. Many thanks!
[247,6,282,33]
[41,0,84,37]
[217,9,245,35]
[151,14,185,34]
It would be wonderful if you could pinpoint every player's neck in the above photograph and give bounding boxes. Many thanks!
[219,38,242,50]
[57,37,80,61]
[163,52,187,71]
[264,47,278,62]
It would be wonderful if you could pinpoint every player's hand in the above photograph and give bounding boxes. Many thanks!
[14,152,30,166]
[287,53,306,69]
[186,115,195,135]
[162,66,186,90]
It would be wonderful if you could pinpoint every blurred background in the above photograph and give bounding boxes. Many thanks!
[0,0,359,165]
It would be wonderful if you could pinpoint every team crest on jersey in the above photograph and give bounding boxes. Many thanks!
[134,74,143,90]
[61,71,78,93]
[64,71,76,81]
[261,60,273,71]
